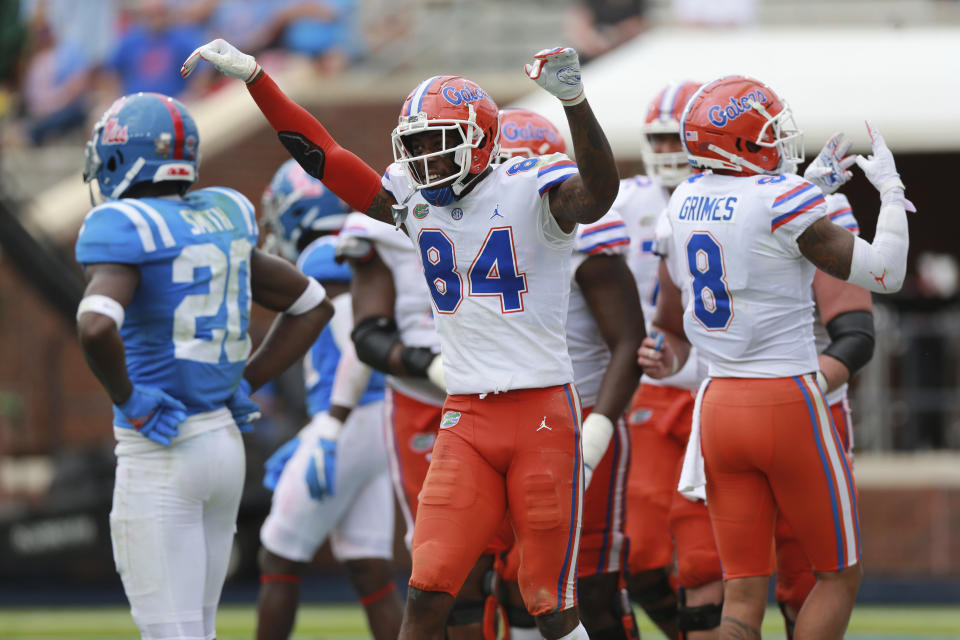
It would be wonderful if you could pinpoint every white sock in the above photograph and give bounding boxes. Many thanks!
[510,627,544,640]
[555,622,588,640]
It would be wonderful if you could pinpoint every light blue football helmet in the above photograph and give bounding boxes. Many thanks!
[261,158,350,260]
[83,92,199,201]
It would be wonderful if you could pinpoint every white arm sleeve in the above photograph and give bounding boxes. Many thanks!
[329,294,374,409]
[846,192,909,293]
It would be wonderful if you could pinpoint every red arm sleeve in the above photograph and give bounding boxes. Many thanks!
[246,72,382,213]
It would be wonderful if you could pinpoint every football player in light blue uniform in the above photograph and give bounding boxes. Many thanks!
[75,93,333,640]
[256,160,401,640]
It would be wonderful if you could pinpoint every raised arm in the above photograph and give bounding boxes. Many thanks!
[181,39,398,225]
[797,122,913,293]
[523,47,619,231]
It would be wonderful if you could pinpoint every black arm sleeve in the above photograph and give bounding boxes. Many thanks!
[351,315,434,377]
[822,310,875,377]
[351,316,399,373]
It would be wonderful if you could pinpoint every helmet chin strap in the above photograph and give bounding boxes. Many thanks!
[706,144,768,174]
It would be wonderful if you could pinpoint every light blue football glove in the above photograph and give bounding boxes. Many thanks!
[305,414,342,501]
[118,385,187,446]
[263,436,300,491]
[228,378,261,433]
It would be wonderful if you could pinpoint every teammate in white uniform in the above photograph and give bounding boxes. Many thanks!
[254,160,400,640]
[339,213,514,640]
[774,140,876,638]
[609,81,729,640]
[494,108,645,640]
[182,40,620,640]
[76,93,330,640]
[638,75,913,639]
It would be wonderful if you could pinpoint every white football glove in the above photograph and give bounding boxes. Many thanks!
[181,38,261,83]
[804,132,855,195]
[855,121,916,212]
[581,412,614,490]
[524,47,585,106]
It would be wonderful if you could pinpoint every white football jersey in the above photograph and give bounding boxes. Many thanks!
[661,172,829,378]
[383,153,579,395]
[813,193,861,406]
[338,212,445,406]
[612,174,704,390]
[566,210,630,408]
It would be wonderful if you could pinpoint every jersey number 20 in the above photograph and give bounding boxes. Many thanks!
[685,232,733,330]
[172,239,252,363]
[418,228,528,314]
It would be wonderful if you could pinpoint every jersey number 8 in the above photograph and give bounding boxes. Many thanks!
[685,232,733,331]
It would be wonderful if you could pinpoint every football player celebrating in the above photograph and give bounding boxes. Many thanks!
[75,93,331,640]
[255,160,401,640]
[182,39,620,640]
[638,75,913,639]
[338,210,517,640]
[616,81,728,640]
[773,135,875,639]
[495,107,645,640]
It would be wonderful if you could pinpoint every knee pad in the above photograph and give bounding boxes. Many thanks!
[677,588,722,636]
[628,568,677,624]
[447,569,501,640]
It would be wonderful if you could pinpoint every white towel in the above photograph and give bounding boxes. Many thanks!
[678,378,712,502]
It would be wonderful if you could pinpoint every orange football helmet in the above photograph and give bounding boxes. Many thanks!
[680,75,803,175]
[494,107,566,164]
[391,75,500,199]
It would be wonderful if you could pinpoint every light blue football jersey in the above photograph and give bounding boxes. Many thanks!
[75,187,259,428]
[297,237,384,416]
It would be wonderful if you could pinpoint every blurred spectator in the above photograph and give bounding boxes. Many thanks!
[20,22,92,145]
[21,0,118,69]
[98,0,206,100]
[567,0,647,63]
[672,0,758,27]
[276,0,361,73]
[200,1,361,76]
[0,0,26,125]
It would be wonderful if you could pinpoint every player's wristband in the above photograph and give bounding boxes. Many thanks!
[77,294,125,330]
[286,278,327,315]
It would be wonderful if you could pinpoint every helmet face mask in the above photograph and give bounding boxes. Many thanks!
[680,75,804,176]
[391,76,499,199]
[84,92,199,201]
[493,107,566,165]
[261,159,350,260]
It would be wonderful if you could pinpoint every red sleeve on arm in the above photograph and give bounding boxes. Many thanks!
[246,73,382,213]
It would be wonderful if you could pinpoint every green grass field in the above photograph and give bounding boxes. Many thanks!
[1,604,958,639]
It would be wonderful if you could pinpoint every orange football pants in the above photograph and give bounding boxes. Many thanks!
[625,383,722,587]
[702,376,860,580]
[577,405,630,578]
[774,397,855,609]
[384,388,511,554]
[409,384,583,616]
